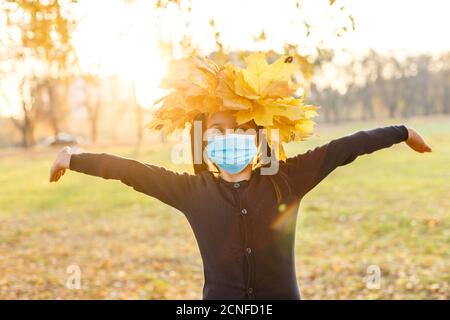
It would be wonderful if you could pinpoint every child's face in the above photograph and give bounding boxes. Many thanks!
[204,111,259,175]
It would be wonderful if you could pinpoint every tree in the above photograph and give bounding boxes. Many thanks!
[83,75,102,144]
[1,0,78,147]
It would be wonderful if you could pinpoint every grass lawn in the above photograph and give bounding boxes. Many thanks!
[0,116,448,299]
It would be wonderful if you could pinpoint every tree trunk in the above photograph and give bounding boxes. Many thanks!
[47,79,60,138]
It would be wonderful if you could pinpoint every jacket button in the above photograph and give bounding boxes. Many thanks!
[233,182,240,188]
[247,287,253,294]
[241,208,247,215]
[246,247,252,254]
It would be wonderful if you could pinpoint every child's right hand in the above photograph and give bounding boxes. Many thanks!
[406,127,432,153]
[49,146,73,183]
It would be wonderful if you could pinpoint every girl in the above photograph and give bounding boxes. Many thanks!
[49,54,432,300]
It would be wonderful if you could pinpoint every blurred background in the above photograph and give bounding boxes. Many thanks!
[0,0,448,299]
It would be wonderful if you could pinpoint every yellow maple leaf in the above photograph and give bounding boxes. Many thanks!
[216,67,253,110]
[241,53,299,98]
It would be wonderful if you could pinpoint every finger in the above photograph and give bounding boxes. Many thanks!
[49,170,56,182]
[414,146,425,153]
[419,144,432,153]
[49,166,55,182]
[50,164,60,182]
[57,169,63,179]
[52,169,61,182]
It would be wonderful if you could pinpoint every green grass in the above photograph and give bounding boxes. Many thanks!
[0,116,449,299]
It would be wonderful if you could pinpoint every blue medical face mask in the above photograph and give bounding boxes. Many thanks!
[207,133,258,175]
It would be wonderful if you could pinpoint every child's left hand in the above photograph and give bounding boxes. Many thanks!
[406,127,432,153]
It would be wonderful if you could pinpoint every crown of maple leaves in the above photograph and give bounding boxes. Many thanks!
[146,52,319,160]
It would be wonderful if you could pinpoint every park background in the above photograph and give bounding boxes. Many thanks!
[0,0,448,299]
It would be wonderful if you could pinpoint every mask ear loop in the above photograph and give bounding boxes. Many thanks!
[252,134,262,171]
[191,113,212,175]
[253,125,273,170]
[203,127,221,176]
[208,157,221,176]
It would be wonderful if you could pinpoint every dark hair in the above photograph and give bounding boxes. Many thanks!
[190,113,209,175]
[189,113,291,203]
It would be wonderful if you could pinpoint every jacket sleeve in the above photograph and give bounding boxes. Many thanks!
[283,125,409,197]
[69,152,195,212]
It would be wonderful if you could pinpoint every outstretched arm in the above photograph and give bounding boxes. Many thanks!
[284,125,432,197]
[49,146,196,212]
